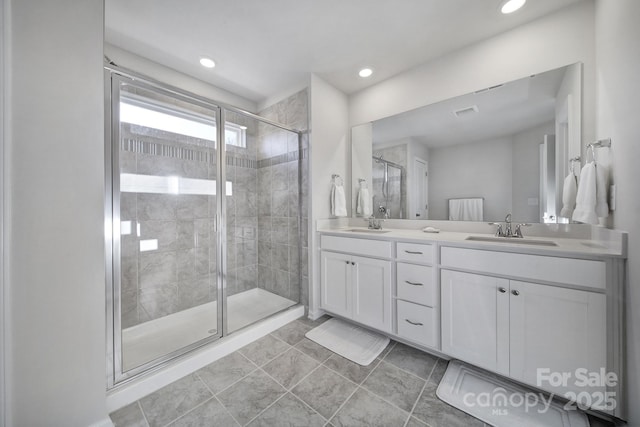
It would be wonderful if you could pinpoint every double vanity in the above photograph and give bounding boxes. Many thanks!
[317,224,626,418]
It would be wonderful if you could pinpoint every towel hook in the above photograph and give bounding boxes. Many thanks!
[569,156,581,176]
[587,144,596,162]
[586,138,612,163]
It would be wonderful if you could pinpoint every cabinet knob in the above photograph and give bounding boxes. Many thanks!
[512,290,520,296]
[345,261,349,264]
[351,262,355,265]
[405,319,424,326]
[498,287,507,293]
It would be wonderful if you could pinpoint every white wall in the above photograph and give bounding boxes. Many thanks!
[595,1,640,425]
[349,1,596,154]
[351,123,372,216]
[5,1,109,426]
[105,44,257,113]
[308,74,349,317]
[428,138,513,221]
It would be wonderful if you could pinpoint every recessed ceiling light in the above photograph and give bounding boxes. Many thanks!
[359,68,373,78]
[500,0,526,14]
[199,57,216,68]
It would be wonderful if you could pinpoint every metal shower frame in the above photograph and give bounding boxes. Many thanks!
[104,62,305,388]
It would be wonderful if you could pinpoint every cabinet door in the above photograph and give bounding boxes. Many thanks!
[509,280,607,398]
[441,270,509,374]
[352,255,392,333]
[320,251,352,318]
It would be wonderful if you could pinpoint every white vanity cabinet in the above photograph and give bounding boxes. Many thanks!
[320,236,393,333]
[394,242,439,349]
[441,247,608,400]
[508,280,606,397]
[318,230,625,417]
[441,270,509,373]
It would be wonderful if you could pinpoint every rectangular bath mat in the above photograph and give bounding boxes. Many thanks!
[305,318,389,366]
[437,360,589,427]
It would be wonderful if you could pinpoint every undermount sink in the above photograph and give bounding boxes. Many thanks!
[345,228,391,234]
[465,236,558,247]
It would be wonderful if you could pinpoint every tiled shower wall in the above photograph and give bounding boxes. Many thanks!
[119,111,260,328]
[119,89,309,329]
[119,123,219,329]
[257,89,309,308]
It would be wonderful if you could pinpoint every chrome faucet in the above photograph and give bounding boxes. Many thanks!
[514,223,530,238]
[366,215,384,230]
[492,223,505,237]
[504,213,513,237]
[489,213,529,238]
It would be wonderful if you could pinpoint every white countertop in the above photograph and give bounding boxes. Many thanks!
[317,226,626,259]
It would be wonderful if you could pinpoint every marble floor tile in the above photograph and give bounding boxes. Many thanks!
[383,342,439,380]
[196,352,256,394]
[263,348,319,389]
[247,393,325,427]
[291,365,357,419]
[330,388,408,427]
[139,373,212,427]
[323,353,380,384]
[294,338,334,363]
[110,402,148,427]
[412,382,484,427]
[362,360,425,412]
[238,334,290,366]
[168,398,239,427]
[217,369,286,425]
[271,321,312,346]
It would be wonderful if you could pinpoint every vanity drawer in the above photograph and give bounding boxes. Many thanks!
[321,235,392,258]
[440,246,606,289]
[397,300,438,349]
[396,242,434,264]
[396,263,436,307]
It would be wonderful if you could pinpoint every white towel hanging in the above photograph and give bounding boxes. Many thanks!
[560,172,577,219]
[572,162,598,224]
[330,175,347,217]
[356,187,372,216]
[595,162,609,218]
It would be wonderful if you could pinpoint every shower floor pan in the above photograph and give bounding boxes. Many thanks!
[122,288,296,371]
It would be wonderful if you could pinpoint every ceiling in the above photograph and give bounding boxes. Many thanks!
[105,0,585,105]
[372,65,568,148]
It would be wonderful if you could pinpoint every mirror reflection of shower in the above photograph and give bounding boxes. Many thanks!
[372,154,405,219]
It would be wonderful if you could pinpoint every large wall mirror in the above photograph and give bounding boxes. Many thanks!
[351,63,582,224]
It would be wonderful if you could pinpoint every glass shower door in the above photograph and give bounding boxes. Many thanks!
[109,75,223,381]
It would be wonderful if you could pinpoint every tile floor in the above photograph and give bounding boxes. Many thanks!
[110,316,612,427]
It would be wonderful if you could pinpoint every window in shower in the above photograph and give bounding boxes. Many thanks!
[120,96,247,147]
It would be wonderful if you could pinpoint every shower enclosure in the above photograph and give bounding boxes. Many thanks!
[372,155,405,219]
[105,66,305,386]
